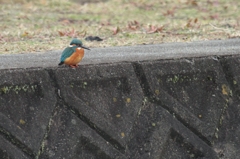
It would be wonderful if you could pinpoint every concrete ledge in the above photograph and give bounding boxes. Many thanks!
[1,38,240,69]
[0,39,240,158]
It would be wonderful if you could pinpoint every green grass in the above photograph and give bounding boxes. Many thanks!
[0,0,240,54]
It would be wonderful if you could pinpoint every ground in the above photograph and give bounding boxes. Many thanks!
[0,0,240,54]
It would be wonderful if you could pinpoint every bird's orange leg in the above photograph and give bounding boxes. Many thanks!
[69,65,78,68]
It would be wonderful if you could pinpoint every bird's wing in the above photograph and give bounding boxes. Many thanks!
[60,46,76,62]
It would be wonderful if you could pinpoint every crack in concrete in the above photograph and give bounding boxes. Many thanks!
[44,68,126,154]
[211,56,236,143]
[132,62,212,147]
[61,102,126,154]
[35,105,57,159]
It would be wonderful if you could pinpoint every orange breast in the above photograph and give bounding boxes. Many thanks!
[64,48,84,65]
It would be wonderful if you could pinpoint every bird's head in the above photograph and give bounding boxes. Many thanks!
[70,38,90,50]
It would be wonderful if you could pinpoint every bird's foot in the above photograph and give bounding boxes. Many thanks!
[70,65,78,68]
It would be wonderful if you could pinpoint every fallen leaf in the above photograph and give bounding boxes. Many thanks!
[113,26,120,35]
[81,30,87,37]
[186,19,192,28]
[146,25,164,34]
[128,20,140,30]
[194,18,198,23]
[21,31,29,37]
[187,0,198,6]
[59,18,76,24]
[101,21,111,26]
[58,31,65,36]
[60,19,71,24]
[210,14,219,20]
[163,8,176,16]
[58,28,79,37]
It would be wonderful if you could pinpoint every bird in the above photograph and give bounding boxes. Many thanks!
[58,38,90,68]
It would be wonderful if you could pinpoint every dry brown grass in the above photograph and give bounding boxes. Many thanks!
[0,0,240,54]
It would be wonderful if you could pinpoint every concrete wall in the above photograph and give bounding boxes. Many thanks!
[0,40,240,158]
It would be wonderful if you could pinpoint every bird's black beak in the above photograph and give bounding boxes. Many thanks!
[80,45,90,50]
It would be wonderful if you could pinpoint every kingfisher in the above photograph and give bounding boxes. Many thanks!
[58,38,90,68]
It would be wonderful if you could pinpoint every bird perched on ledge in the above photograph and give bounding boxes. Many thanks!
[58,38,90,68]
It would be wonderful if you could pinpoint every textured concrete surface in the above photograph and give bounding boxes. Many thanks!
[0,39,240,159]
[1,38,240,69]
[0,69,56,158]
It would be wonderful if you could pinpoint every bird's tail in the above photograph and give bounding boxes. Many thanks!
[58,62,64,65]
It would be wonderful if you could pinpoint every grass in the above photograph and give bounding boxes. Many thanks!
[0,0,240,54]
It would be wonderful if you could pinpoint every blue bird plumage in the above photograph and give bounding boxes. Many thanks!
[59,46,78,63]
[70,38,83,45]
